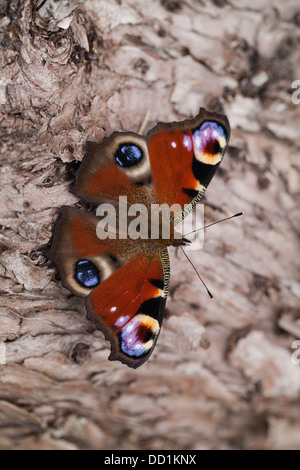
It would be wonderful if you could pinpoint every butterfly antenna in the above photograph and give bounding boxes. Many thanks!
[180,246,214,299]
[184,212,243,237]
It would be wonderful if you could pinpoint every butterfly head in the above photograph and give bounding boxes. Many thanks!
[168,233,191,248]
[182,237,192,246]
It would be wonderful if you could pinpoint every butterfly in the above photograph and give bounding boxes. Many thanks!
[49,108,230,368]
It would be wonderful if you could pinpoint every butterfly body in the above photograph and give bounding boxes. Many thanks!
[49,108,230,368]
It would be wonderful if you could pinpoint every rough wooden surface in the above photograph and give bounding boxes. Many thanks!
[0,0,300,450]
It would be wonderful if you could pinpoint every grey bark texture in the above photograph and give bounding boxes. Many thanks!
[0,0,300,450]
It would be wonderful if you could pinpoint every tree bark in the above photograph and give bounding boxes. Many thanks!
[0,0,300,450]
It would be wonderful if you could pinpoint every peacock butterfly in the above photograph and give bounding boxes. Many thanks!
[49,108,230,368]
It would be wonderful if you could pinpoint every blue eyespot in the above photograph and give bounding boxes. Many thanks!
[75,260,100,288]
[115,144,143,168]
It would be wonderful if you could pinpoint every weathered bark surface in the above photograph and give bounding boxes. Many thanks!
[0,0,300,450]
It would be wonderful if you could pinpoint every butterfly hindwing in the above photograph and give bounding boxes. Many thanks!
[73,132,152,206]
[48,207,111,298]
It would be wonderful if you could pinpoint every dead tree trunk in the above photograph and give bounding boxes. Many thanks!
[0,0,300,450]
